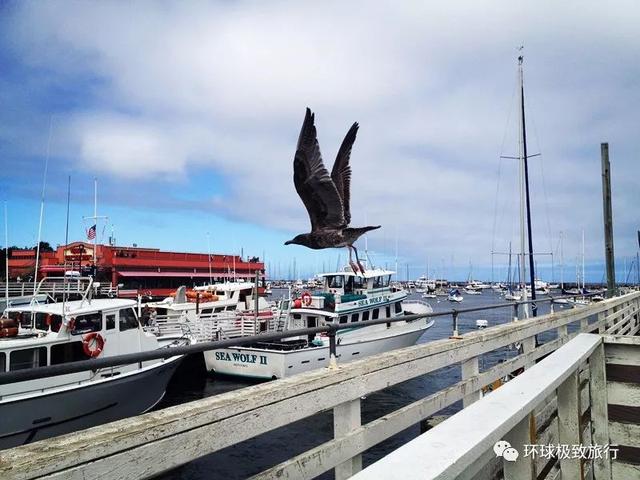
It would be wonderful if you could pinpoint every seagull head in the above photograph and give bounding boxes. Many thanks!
[284,234,309,247]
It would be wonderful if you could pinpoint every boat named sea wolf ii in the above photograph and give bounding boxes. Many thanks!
[0,277,190,450]
[205,268,434,379]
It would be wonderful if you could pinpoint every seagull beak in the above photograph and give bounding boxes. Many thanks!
[284,240,292,246]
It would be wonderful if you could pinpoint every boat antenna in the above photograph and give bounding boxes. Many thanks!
[207,232,212,285]
[4,201,9,306]
[62,175,71,312]
[33,117,53,299]
[519,52,538,316]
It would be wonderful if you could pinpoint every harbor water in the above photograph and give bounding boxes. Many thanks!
[156,289,570,479]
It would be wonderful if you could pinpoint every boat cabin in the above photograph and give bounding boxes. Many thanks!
[0,298,155,379]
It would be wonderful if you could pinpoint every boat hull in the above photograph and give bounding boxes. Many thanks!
[0,357,181,450]
[205,318,435,379]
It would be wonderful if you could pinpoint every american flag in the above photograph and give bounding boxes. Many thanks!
[87,224,96,240]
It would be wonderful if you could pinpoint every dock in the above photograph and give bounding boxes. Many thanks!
[0,291,638,479]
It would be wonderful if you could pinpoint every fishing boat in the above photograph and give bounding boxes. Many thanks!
[447,289,464,303]
[145,281,274,323]
[204,268,434,379]
[0,276,190,449]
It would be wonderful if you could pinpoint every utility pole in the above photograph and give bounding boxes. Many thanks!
[601,143,616,297]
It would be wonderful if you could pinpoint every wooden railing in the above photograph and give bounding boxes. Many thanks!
[0,292,638,480]
[354,334,640,480]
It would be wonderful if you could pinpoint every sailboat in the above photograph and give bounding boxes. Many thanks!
[501,52,538,316]
[504,242,522,301]
[568,230,590,307]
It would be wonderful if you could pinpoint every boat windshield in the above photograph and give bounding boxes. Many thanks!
[5,311,63,332]
[326,276,344,288]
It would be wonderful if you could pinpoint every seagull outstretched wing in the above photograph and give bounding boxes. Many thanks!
[293,108,346,231]
[331,122,358,225]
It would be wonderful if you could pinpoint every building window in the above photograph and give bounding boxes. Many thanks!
[72,312,102,335]
[372,309,379,320]
[10,347,47,371]
[119,308,139,331]
[51,342,87,364]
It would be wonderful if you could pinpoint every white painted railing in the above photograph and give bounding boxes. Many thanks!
[354,333,640,480]
[0,292,638,480]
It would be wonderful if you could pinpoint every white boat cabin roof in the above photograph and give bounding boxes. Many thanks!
[4,298,136,317]
[193,282,255,292]
[318,269,395,280]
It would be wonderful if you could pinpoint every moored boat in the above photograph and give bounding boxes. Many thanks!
[0,277,190,449]
[204,268,434,379]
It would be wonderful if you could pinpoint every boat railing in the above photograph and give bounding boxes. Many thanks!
[145,315,193,339]
[0,279,118,301]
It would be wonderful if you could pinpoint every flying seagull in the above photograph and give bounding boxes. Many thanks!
[285,108,381,273]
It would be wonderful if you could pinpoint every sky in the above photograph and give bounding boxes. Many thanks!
[0,1,638,282]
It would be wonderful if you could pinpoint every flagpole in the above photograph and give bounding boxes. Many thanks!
[93,177,97,267]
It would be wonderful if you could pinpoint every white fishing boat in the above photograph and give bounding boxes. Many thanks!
[204,268,434,379]
[145,282,273,323]
[463,288,482,295]
[0,277,190,450]
[447,289,464,303]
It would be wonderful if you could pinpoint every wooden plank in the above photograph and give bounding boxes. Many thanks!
[612,461,640,479]
[589,342,612,480]
[461,356,481,407]
[605,343,640,367]
[607,382,640,407]
[349,334,602,480]
[557,370,582,479]
[503,414,535,480]
[609,421,640,448]
[334,399,362,479]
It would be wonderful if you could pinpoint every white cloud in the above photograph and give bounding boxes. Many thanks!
[3,0,640,270]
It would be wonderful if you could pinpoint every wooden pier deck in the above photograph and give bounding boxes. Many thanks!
[0,291,638,479]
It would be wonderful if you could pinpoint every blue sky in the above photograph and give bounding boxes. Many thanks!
[1,1,639,282]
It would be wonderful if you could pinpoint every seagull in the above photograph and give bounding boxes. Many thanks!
[284,108,381,273]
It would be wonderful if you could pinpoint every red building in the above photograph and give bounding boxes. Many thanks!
[8,242,265,298]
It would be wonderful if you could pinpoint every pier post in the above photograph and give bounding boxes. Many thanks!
[557,370,582,479]
[328,326,338,368]
[334,399,362,479]
[503,414,535,480]
[601,143,616,298]
[452,310,459,337]
[461,357,481,407]
[589,342,612,479]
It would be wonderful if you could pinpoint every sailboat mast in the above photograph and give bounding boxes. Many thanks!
[519,54,537,316]
[582,229,586,291]
[560,231,564,289]
[4,202,9,304]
